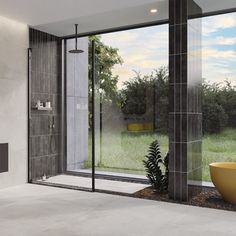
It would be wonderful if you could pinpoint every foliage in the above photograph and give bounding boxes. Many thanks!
[88,35,123,127]
[120,72,151,115]
[86,34,236,135]
[218,81,236,127]
[88,35,123,103]
[120,67,169,132]
[202,80,236,133]
[118,70,236,134]
[203,102,228,134]
[143,140,169,192]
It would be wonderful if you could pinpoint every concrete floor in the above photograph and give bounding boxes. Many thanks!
[0,184,236,236]
[39,174,148,194]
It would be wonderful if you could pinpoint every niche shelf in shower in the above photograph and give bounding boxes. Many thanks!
[33,106,52,111]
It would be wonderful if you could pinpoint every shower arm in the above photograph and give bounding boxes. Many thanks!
[75,24,78,50]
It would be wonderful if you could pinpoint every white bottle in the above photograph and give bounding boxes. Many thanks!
[45,100,51,108]
[42,173,47,181]
[37,100,41,108]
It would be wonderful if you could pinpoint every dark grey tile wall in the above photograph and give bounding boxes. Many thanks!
[29,28,62,181]
[0,143,8,173]
[169,0,202,201]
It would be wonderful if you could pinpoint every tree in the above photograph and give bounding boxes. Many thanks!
[88,35,123,103]
[88,36,123,128]
[218,81,236,127]
[202,80,236,133]
[120,67,169,133]
[203,102,228,134]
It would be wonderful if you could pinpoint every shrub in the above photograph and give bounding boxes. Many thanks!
[120,67,169,133]
[218,81,236,128]
[203,102,228,134]
[202,80,236,133]
[143,140,169,192]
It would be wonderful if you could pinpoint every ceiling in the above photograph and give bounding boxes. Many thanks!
[35,1,168,36]
[196,0,236,14]
[0,0,235,37]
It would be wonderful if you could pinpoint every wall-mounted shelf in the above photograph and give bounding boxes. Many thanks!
[33,106,52,111]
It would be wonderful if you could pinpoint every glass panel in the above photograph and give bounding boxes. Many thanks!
[92,25,169,193]
[202,12,236,183]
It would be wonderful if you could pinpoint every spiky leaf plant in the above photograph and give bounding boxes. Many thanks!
[143,140,169,193]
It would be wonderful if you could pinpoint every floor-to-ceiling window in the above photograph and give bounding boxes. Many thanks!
[92,25,169,181]
[202,12,236,182]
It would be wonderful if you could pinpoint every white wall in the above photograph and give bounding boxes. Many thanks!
[0,16,28,188]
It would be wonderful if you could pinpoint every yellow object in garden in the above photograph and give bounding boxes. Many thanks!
[127,123,144,131]
[143,123,154,131]
[210,162,236,204]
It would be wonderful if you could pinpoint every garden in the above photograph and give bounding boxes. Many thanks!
[86,35,236,183]
[86,128,236,182]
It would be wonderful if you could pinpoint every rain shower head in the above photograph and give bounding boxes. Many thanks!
[69,24,84,54]
[69,49,84,53]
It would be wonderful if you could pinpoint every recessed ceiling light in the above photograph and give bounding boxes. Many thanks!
[150,9,158,13]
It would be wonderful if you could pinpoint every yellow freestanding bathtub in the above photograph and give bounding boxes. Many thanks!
[209,162,236,204]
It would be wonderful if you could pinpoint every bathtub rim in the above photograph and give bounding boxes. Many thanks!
[209,162,236,170]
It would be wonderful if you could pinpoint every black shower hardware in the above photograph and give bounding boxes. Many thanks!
[69,24,84,54]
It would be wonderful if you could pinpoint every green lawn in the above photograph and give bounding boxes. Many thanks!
[202,128,236,181]
[85,128,236,182]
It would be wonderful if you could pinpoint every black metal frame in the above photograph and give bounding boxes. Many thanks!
[91,40,95,191]
[27,48,32,183]
[61,39,67,174]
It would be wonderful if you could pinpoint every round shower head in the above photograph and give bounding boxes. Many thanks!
[69,49,84,54]
[69,24,84,54]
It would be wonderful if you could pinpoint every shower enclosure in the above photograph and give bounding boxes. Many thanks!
[61,32,164,191]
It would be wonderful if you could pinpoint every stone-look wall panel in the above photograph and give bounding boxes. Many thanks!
[169,0,188,201]
[29,28,62,180]
[169,0,202,201]
[0,16,28,188]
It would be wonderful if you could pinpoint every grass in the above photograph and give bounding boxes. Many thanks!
[85,128,236,182]
[85,131,168,174]
[202,128,236,181]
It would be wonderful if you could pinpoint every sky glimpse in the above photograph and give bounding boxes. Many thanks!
[101,12,236,88]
